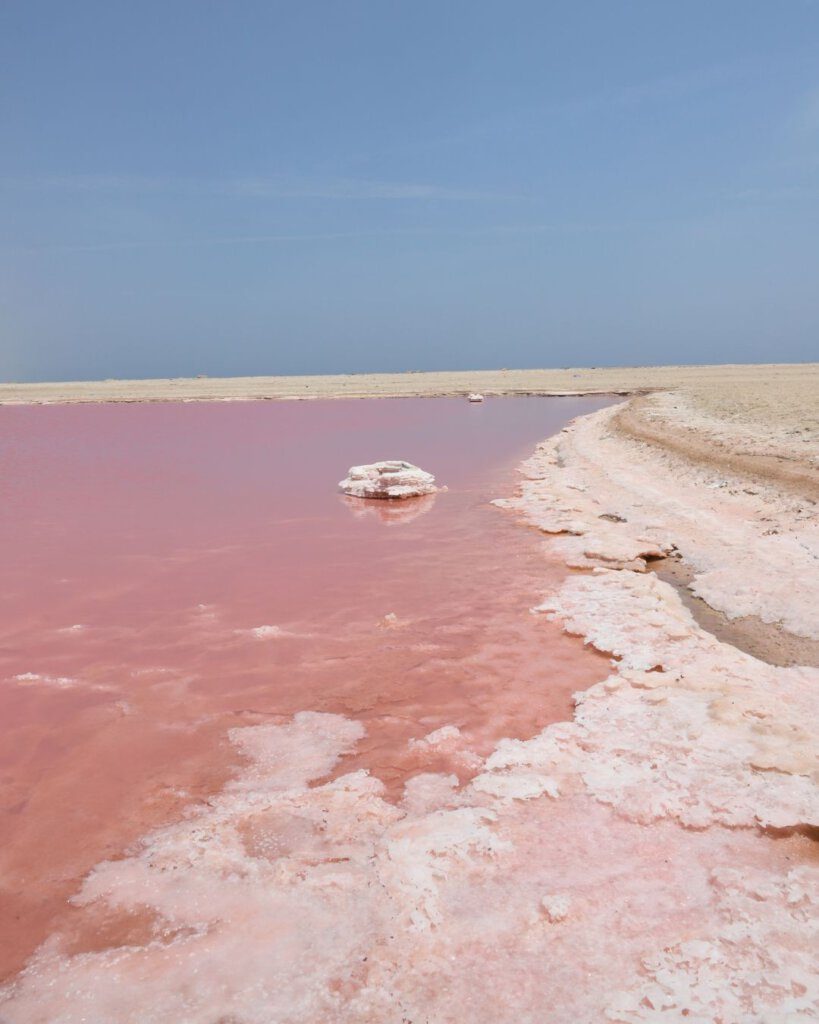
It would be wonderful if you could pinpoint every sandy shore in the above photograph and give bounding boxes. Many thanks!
[501,376,818,657]
[1,361,817,407]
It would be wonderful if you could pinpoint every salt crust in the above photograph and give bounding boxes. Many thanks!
[13,672,77,688]
[2,704,817,1021]
[249,625,283,639]
[523,570,819,830]
[606,865,819,1022]
[3,403,818,1022]
[495,399,819,638]
[339,461,437,500]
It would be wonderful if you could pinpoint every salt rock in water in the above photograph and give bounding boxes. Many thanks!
[468,393,484,403]
[340,460,437,500]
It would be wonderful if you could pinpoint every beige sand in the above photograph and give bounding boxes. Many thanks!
[1,361,816,409]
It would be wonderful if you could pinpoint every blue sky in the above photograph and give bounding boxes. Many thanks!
[2,1,818,381]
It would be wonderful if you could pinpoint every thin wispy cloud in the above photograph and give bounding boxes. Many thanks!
[0,174,514,202]
[0,63,743,210]
[545,62,742,118]
[226,177,510,200]
[8,220,662,256]
[342,60,747,166]
[729,184,819,202]
[10,230,382,254]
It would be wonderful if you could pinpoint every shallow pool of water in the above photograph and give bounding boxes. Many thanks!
[0,394,613,978]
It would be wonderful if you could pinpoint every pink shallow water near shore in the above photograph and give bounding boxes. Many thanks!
[0,395,615,979]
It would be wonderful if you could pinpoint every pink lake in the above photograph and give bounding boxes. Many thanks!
[0,395,614,979]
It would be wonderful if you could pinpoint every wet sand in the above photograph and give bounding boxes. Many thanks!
[655,555,819,669]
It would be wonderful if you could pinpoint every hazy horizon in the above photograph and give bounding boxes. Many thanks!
[6,357,819,388]
[2,1,818,383]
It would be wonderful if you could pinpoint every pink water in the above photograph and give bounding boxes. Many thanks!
[0,395,613,979]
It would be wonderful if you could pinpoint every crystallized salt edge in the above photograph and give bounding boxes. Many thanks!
[489,398,819,1019]
[497,398,819,832]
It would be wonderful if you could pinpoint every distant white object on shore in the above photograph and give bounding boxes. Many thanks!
[467,393,484,403]
[339,460,438,500]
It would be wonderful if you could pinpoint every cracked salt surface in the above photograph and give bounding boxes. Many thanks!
[2,707,815,1022]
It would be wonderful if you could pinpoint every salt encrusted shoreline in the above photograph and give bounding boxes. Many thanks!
[495,393,818,828]
[499,397,819,640]
[2,397,817,1022]
[497,394,819,1015]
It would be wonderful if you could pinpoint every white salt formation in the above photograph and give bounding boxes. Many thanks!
[496,396,819,636]
[3,698,815,1021]
[339,460,437,499]
[468,393,484,403]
